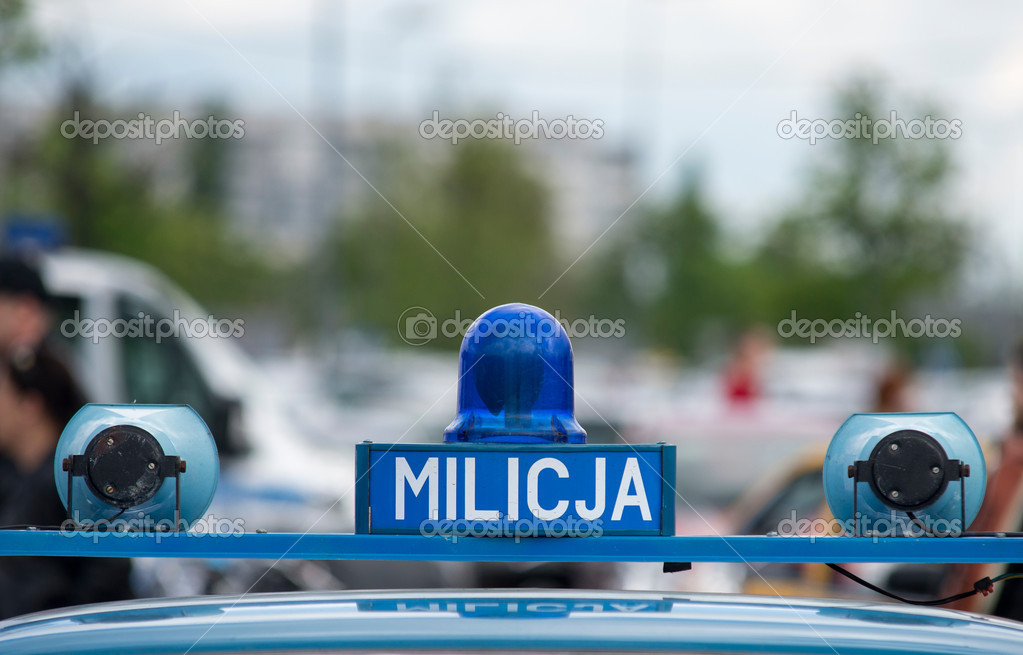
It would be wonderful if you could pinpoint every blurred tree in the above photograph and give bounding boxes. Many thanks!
[0,0,41,73]
[186,101,233,213]
[583,77,972,357]
[584,172,733,354]
[0,81,271,312]
[758,77,970,319]
[331,139,558,347]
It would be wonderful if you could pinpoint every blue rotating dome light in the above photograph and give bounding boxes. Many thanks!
[824,413,986,537]
[444,303,586,444]
[55,404,219,530]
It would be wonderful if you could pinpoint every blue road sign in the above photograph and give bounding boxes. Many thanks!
[356,443,675,536]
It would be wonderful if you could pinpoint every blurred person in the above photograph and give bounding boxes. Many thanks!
[722,326,772,407]
[0,347,132,619]
[0,256,63,504]
[872,362,915,413]
[944,338,1023,615]
[0,256,54,503]
[0,256,51,355]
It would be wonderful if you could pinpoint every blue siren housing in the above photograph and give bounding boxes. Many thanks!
[824,412,986,537]
[444,303,586,444]
[54,404,219,529]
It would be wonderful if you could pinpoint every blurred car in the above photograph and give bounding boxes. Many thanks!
[727,446,953,601]
[37,248,451,592]
[39,249,354,527]
[2,588,1023,654]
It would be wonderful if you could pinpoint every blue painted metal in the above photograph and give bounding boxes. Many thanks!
[660,442,675,537]
[2,216,66,252]
[354,440,371,534]
[0,531,1021,563]
[357,442,674,535]
[443,303,586,444]
[4,589,1023,654]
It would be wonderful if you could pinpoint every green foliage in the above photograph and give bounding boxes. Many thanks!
[0,0,42,71]
[331,139,560,346]
[582,173,738,353]
[0,84,271,312]
[585,77,972,357]
[758,78,970,318]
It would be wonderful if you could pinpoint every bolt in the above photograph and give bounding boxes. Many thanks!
[932,466,941,474]
[890,490,900,499]
[890,443,899,451]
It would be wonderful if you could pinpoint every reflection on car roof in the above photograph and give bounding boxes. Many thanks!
[3,589,1023,655]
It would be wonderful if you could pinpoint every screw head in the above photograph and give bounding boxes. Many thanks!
[104,484,115,494]
[106,437,115,446]
[890,490,900,499]
[147,462,157,470]
[890,443,899,451]
[932,466,941,474]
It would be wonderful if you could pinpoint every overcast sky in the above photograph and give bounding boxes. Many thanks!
[8,0,1023,285]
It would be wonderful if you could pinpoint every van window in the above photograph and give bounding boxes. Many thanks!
[48,293,83,357]
[116,297,215,422]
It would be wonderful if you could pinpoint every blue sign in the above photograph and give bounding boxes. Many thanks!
[356,444,675,536]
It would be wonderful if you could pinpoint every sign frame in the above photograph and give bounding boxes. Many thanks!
[355,442,676,537]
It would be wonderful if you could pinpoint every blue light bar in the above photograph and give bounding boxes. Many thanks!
[0,531,1020,563]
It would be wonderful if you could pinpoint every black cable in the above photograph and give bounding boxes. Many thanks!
[826,563,1009,606]
[905,511,936,536]
[0,509,130,532]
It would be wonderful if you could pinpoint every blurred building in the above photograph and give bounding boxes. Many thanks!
[225,114,638,260]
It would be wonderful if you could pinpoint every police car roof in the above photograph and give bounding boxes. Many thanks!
[2,589,1022,655]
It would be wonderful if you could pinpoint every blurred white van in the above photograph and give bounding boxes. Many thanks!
[39,248,355,532]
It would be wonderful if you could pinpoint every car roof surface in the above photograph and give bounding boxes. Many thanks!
[1,588,1022,654]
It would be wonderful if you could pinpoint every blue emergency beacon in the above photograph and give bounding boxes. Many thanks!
[444,303,585,444]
